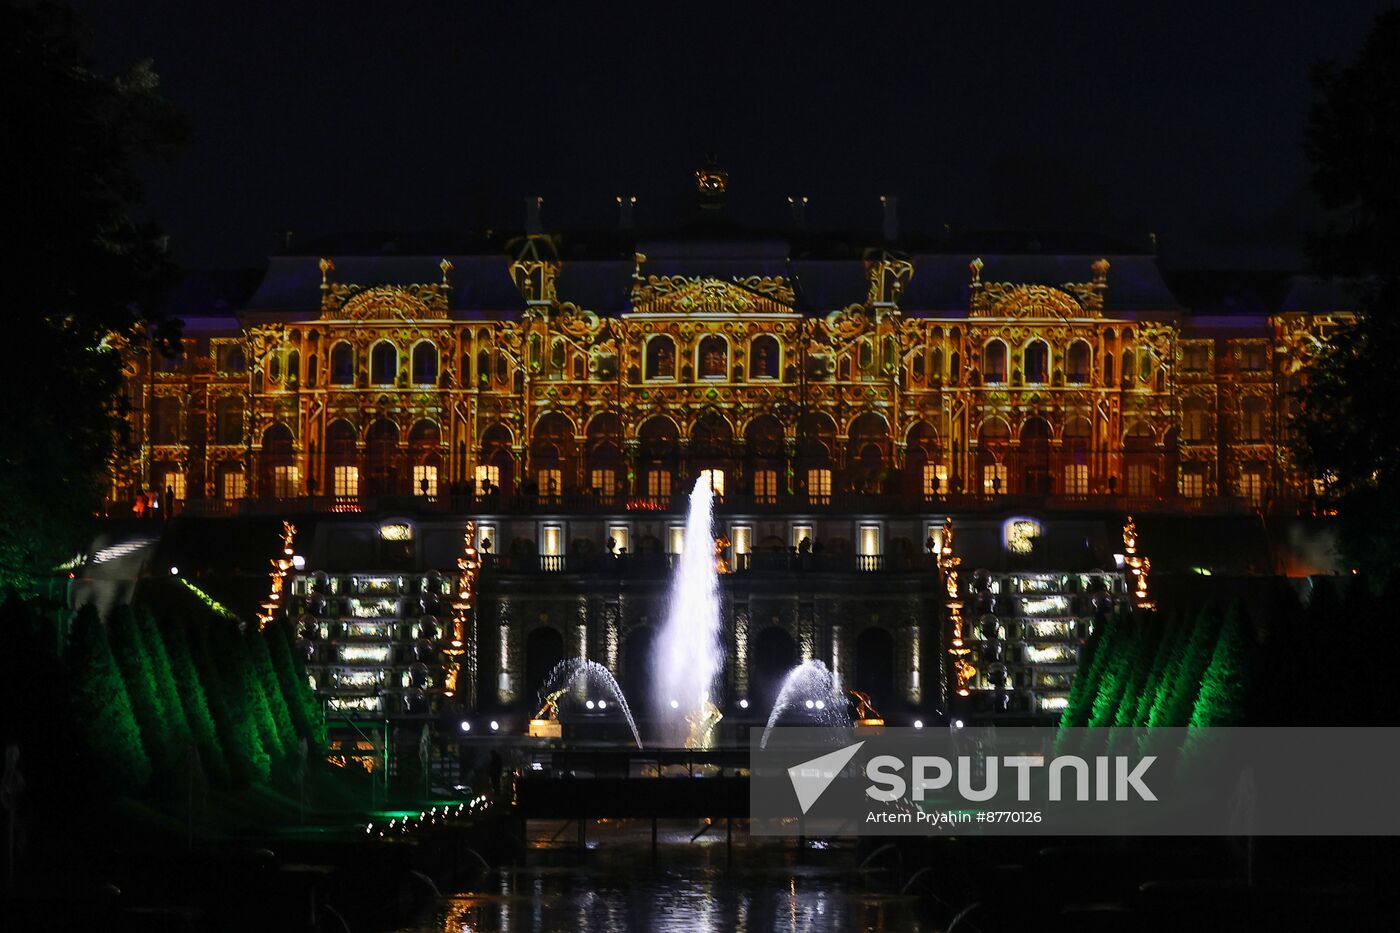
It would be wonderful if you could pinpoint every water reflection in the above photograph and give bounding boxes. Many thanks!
[407,820,925,933]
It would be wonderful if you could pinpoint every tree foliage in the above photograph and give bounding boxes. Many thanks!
[0,1,187,592]
[67,603,150,794]
[1293,12,1400,579]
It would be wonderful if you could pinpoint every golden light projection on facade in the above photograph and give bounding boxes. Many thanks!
[113,187,1352,522]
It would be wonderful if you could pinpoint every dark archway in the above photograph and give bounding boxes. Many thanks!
[750,625,798,712]
[524,626,565,710]
[621,625,656,719]
[854,626,896,713]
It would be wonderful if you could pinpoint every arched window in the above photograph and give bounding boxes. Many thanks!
[306,353,318,387]
[330,342,354,386]
[645,336,676,381]
[1066,340,1091,384]
[286,349,299,387]
[1104,352,1115,385]
[950,351,961,384]
[1024,339,1049,384]
[1121,349,1136,386]
[983,340,1008,384]
[370,341,398,386]
[930,347,943,382]
[698,335,728,379]
[750,335,780,379]
[411,341,438,385]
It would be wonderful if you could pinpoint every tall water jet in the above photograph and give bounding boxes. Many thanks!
[759,660,852,749]
[653,479,724,747]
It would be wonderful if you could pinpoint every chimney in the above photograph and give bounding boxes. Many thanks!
[525,196,543,235]
[881,195,899,242]
[788,195,808,230]
[617,195,636,230]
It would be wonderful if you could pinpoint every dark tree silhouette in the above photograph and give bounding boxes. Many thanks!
[0,1,186,592]
[1294,12,1400,581]
[67,604,150,794]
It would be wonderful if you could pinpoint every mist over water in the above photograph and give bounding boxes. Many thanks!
[652,480,723,746]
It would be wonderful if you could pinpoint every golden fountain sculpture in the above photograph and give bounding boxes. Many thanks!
[527,687,566,739]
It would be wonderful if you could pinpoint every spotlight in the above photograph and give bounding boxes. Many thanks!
[489,720,500,732]
[292,555,306,570]
[459,720,471,733]
[953,719,964,729]
[169,566,179,575]
[804,699,814,710]
[913,719,924,729]
[597,700,607,709]
[669,699,679,709]
[815,700,826,710]
[585,700,596,710]
[738,699,749,710]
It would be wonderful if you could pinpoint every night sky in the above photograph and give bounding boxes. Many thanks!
[71,0,1395,271]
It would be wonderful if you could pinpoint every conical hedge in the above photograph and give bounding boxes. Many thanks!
[68,603,150,794]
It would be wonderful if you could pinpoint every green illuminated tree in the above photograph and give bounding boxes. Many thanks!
[1087,617,1141,730]
[68,603,150,794]
[1188,605,1249,730]
[0,2,187,593]
[156,611,230,787]
[1110,614,1163,731]
[188,615,269,785]
[265,621,326,750]
[1132,613,1188,727]
[245,625,296,764]
[1059,610,1121,732]
[108,604,172,770]
[135,604,191,749]
[1148,607,1222,729]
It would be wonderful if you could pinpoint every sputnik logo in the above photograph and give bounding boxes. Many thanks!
[787,741,864,814]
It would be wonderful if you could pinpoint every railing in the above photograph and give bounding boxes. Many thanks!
[479,551,939,576]
[154,489,1276,520]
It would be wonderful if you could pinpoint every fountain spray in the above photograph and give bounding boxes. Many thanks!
[653,478,724,747]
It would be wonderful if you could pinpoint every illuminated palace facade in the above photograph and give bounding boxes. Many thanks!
[114,175,1352,724]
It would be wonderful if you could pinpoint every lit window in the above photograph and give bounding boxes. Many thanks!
[1126,464,1154,497]
[698,468,725,497]
[475,464,500,490]
[923,523,944,554]
[791,524,813,550]
[220,471,246,501]
[1241,345,1267,371]
[607,525,630,554]
[731,525,752,556]
[921,463,947,497]
[475,524,496,552]
[647,469,672,498]
[982,463,1007,494]
[753,469,779,504]
[161,471,186,500]
[540,525,563,557]
[1004,519,1042,555]
[1183,345,1209,372]
[591,469,617,497]
[806,468,832,504]
[413,464,438,497]
[857,524,881,557]
[1063,464,1088,495]
[1240,469,1265,505]
[1179,470,1205,498]
[668,526,685,554]
[536,469,562,497]
[333,465,360,497]
[272,465,301,498]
